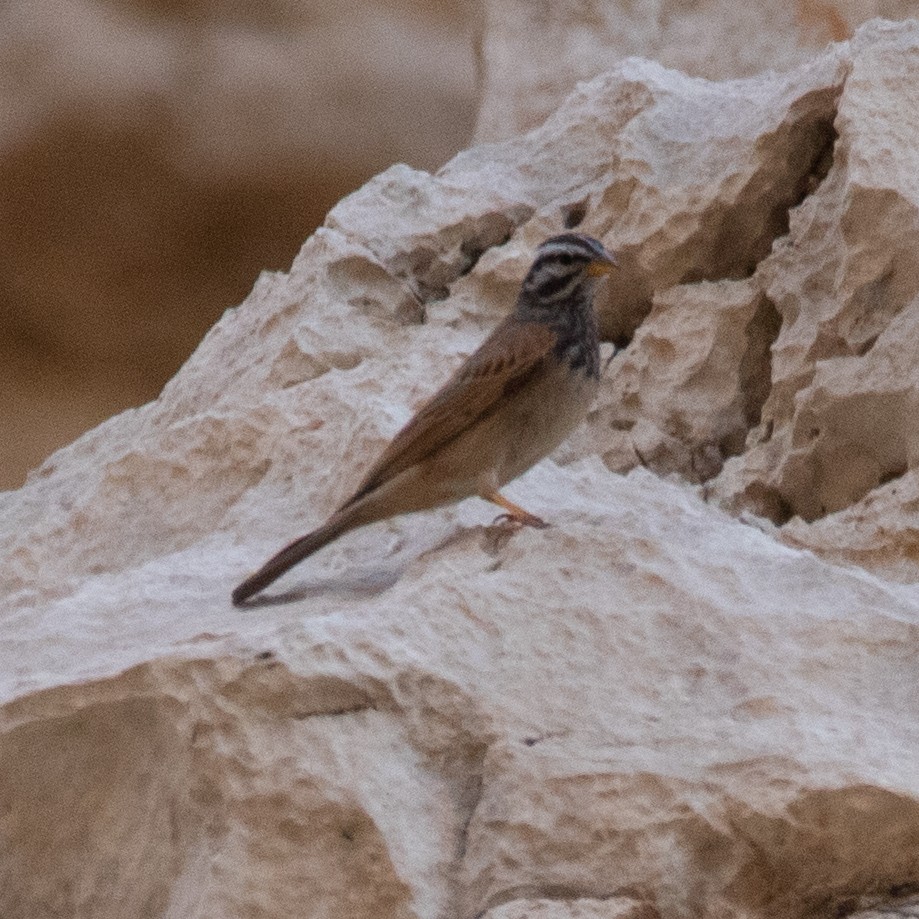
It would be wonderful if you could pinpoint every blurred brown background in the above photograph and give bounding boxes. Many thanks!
[0,1,480,489]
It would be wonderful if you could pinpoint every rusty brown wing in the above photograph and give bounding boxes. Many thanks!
[339,315,555,510]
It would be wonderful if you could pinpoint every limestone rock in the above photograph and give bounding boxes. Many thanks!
[3,18,919,919]
[709,21,919,578]
[851,894,919,918]
[474,0,911,142]
[483,897,655,919]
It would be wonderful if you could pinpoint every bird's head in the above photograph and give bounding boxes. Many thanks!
[519,233,618,309]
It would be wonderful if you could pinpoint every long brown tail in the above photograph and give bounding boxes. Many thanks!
[231,509,359,605]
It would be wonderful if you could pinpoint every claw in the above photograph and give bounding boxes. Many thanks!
[481,488,549,529]
[489,510,548,530]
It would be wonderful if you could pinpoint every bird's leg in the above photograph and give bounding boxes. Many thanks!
[481,490,549,529]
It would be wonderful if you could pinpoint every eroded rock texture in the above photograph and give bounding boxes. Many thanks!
[474,0,917,142]
[3,18,919,919]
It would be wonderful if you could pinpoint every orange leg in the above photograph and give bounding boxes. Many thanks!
[481,490,548,529]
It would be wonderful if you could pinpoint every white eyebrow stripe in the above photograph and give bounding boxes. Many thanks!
[536,240,600,261]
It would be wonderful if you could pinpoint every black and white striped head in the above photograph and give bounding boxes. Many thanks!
[519,233,618,310]
[517,233,617,378]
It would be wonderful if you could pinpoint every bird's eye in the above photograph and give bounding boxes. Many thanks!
[558,253,574,266]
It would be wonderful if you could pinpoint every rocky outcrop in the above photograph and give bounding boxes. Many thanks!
[4,17,919,919]
[474,0,898,142]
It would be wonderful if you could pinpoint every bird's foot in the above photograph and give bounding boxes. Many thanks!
[482,489,549,530]
[490,510,549,530]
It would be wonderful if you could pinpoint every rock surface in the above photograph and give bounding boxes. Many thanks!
[4,17,919,919]
[474,0,919,142]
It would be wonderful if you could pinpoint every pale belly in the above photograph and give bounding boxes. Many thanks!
[411,358,598,503]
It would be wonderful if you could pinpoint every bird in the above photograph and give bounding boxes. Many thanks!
[232,232,617,605]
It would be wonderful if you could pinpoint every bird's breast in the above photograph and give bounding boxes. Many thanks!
[549,297,601,380]
[405,354,598,505]
[491,355,599,486]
